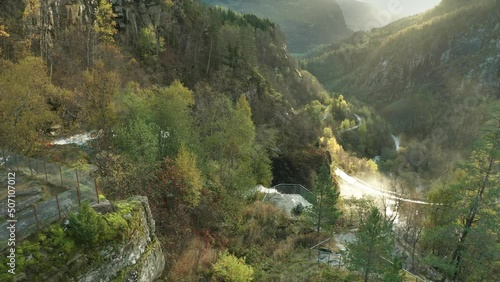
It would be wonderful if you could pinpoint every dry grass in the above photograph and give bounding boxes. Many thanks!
[294,232,329,248]
[272,236,296,260]
[168,237,218,281]
[240,201,290,246]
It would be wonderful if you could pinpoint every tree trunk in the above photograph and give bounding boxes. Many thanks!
[364,246,373,282]
[316,194,322,233]
[206,38,213,76]
[411,227,422,272]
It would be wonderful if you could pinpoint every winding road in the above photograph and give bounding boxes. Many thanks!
[337,114,430,204]
[52,131,434,206]
[334,167,435,205]
[342,114,363,132]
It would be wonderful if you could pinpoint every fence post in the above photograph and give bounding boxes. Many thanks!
[55,194,62,220]
[95,178,100,204]
[2,149,6,169]
[75,169,81,206]
[33,205,40,231]
[59,165,63,188]
[34,158,37,176]
[43,161,48,183]
[28,157,33,177]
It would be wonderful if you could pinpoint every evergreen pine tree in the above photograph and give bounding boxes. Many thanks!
[345,207,396,282]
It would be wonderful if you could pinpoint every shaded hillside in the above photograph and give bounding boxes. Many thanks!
[304,0,499,174]
[203,0,352,53]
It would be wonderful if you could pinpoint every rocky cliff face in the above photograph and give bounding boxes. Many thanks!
[35,0,165,37]
[110,0,164,34]
[5,0,169,81]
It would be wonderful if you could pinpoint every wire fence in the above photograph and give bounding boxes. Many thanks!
[309,236,338,264]
[0,149,100,251]
[272,183,316,203]
[307,236,427,281]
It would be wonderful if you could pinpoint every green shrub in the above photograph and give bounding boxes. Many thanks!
[67,201,134,246]
[0,222,78,280]
[292,203,304,215]
[212,251,254,282]
[67,202,108,246]
[136,26,165,60]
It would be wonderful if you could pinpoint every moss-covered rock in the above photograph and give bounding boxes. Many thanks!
[0,196,164,282]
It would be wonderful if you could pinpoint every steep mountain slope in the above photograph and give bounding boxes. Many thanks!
[304,0,499,173]
[202,0,352,53]
[0,0,349,187]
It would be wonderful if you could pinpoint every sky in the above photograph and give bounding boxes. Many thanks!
[359,0,442,18]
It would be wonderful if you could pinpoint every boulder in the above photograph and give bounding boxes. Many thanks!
[91,199,116,214]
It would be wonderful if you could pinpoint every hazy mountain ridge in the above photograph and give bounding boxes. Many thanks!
[336,0,385,31]
[337,0,444,32]
[202,0,353,53]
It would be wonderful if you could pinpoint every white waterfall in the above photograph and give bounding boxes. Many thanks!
[52,132,95,145]
[392,135,400,151]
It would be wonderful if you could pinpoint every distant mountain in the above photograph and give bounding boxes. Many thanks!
[304,0,499,170]
[203,0,353,53]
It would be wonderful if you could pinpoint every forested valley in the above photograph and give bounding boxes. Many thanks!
[0,0,498,281]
